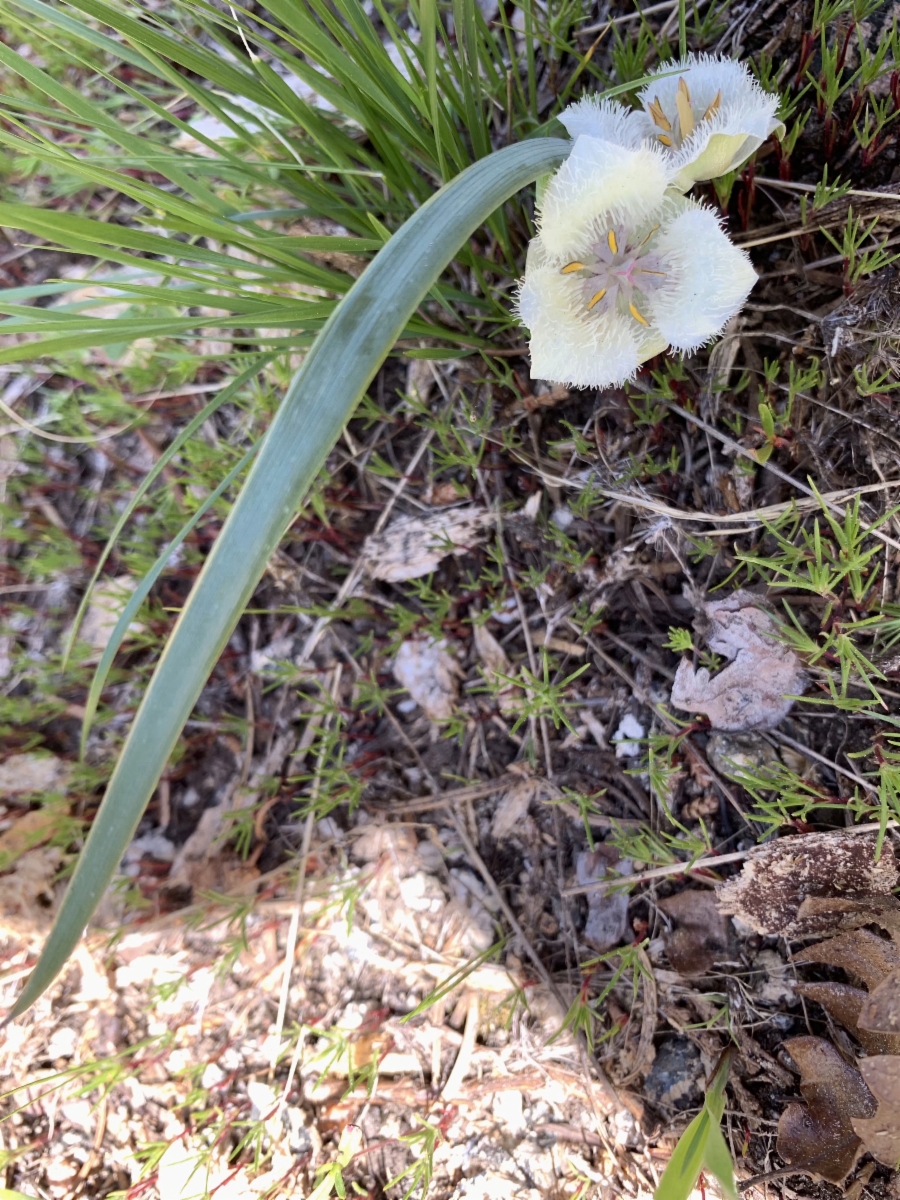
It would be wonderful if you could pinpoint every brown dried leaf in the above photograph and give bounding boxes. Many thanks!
[576,848,632,953]
[796,981,866,1031]
[793,929,900,990]
[716,833,897,937]
[852,1056,900,1167]
[0,807,61,870]
[351,825,418,864]
[670,590,806,731]
[659,890,736,978]
[361,507,488,583]
[776,1036,875,1183]
[859,967,900,1036]
[473,623,510,676]
[473,623,521,717]
[168,787,261,895]
[491,779,540,841]
[796,982,900,1056]
[0,846,63,934]
[797,893,900,938]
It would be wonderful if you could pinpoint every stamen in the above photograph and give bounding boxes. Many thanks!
[702,90,722,122]
[587,289,608,310]
[607,230,618,254]
[561,261,586,274]
[628,302,649,326]
[648,97,671,132]
[637,225,660,247]
[658,133,673,147]
[637,268,666,277]
[675,78,694,139]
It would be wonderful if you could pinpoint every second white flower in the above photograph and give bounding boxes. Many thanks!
[518,138,758,389]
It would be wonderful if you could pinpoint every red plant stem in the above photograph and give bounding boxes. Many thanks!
[836,22,853,73]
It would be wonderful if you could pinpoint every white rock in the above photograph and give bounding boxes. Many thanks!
[613,713,644,758]
[393,637,461,722]
[201,1063,226,1089]
[492,1088,526,1136]
[156,1136,208,1200]
[46,1026,78,1059]
[0,753,68,795]
[122,831,176,864]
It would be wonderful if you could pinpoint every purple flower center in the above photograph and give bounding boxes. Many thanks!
[560,226,667,327]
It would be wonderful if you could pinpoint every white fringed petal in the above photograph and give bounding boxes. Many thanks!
[537,135,674,258]
[646,203,757,351]
[636,54,784,190]
[517,123,758,388]
[558,95,646,147]
[517,238,666,389]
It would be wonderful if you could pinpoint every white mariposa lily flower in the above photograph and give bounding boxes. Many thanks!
[558,58,783,191]
[518,143,757,388]
[635,55,784,190]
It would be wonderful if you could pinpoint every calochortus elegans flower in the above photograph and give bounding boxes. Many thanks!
[560,55,783,192]
[517,134,757,389]
[637,56,784,190]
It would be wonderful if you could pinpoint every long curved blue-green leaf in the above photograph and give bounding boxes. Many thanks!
[8,137,569,1019]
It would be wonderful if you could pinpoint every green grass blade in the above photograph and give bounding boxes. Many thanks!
[2,0,153,68]
[702,1124,739,1200]
[654,1110,711,1200]
[77,441,259,757]
[452,0,489,160]
[63,357,271,671]
[64,0,275,107]
[655,1049,735,1200]
[7,137,568,1019]
[418,0,446,180]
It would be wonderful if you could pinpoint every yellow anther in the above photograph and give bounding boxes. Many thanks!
[637,268,666,277]
[648,96,671,132]
[587,288,608,310]
[702,90,723,122]
[561,261,586,274]
[658,133,674,147]
[637,224,660,247]
[628,302,649,326]
[607,229,618,254]
[675,78,694,139]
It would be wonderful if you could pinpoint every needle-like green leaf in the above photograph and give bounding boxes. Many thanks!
[7,137,568,1019]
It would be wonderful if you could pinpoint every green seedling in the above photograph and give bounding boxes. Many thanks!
[821,206,900,288]
[854,363,900,396]
[386,1118,442,1200]
[552,942,652,1053]
[308,1125,363,1200]
[664,628,695,654]
[654,1048,738,1200]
